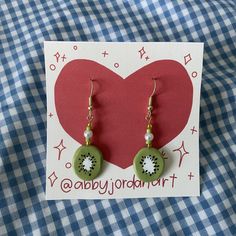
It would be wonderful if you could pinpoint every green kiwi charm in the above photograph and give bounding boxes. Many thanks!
[133,78,165,182]
[133,147,164,182]
[73,145,103,180]
[72,79,103,180]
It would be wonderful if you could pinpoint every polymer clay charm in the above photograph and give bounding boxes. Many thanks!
[133,125,165,182]
[73,142,103,181]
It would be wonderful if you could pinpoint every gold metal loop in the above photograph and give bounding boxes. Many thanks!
[87,114,94,122]
[145,110,152,123]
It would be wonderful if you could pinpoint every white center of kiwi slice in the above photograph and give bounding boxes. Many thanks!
[139,154,160,176]
[142,155,156,174]
[82,156,93,171]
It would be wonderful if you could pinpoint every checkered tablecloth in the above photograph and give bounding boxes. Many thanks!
[0,1,236,235]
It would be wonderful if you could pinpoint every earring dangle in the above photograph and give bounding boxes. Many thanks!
[72,79,103,180]
[133,78,165,182]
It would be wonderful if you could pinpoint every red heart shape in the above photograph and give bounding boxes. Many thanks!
[55,59,193,169]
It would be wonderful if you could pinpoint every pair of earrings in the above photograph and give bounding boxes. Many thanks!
[72,79,165,182]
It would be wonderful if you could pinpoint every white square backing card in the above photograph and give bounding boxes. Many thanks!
[45,42,203,200]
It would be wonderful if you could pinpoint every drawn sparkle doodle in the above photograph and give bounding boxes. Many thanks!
[173,141,189,167]
[188,172,194,180]
[54,139,66,160]
[102,51,109,57]
[184,53,192,65]
[54,52,60,63]
[61,54,67,62]
[138,46,146,59]
[48,171,58,187]
[191,126,197,134]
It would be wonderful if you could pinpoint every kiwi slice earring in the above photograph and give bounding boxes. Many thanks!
[133,78,165,182]
[72,79,103,180]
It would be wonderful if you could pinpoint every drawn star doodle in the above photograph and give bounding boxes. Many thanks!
[138,46,146,59]
[184,53,192,65]
[48,171,58,187]
[54,139,66,160]
[54,52,60,63]
[61,54,66,62]
[102,51,109,57]
[173,141,189,167]
[188,172,194,180]
[190,126,197,134]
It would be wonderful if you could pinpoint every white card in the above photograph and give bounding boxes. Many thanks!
[45,41,203,200]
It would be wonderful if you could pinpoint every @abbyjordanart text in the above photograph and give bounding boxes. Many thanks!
[60,174,178,195]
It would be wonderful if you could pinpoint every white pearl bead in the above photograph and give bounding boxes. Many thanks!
[145,132,154,141]
[84,130,93,139]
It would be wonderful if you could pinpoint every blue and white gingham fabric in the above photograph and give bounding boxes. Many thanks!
[0,1,236,235]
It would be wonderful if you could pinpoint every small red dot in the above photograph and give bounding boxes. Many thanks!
[114,63,119,68]
[65,162,72,169]
[49,64,56,71]
[192,71,197,78]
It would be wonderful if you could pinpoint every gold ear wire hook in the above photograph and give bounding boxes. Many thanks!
[88,78,94,108]
[145,78,157,124]
[148,78,157,111]
[87,78,94,123]
[150,78,157,97]
[89,78,94,97]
